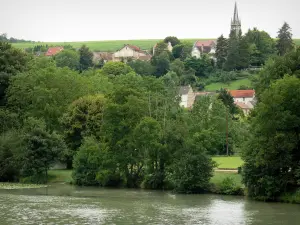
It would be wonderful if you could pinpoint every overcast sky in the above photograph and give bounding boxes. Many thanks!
[1,0,299,42]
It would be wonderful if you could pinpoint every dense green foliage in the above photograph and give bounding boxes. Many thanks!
[276,22,294,56]
[79,45,94,71]
[242,48,300,201]
[55,49,80,70]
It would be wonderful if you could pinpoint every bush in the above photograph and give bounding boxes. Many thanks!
[217,177,243,195]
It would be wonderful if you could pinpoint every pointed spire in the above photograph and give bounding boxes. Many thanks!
[233,2,239,24]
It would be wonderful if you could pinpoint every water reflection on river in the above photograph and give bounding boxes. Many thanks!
[0,184,299,225]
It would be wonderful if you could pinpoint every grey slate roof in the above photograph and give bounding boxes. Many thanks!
[179,86,190,95]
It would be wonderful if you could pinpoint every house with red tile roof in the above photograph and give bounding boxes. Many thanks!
[229,90,256,115]
[45,47,64,56]
[191,40,216,59]
[112,44,151,62]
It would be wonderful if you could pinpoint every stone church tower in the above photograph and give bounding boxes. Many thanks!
[231,2,241,36]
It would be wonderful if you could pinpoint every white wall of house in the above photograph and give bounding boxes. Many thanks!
[113,46,146,58]
[234,97,254,104]
[180,94,188,108]
[191,47,201,58]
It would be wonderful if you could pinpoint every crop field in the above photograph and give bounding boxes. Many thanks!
[12,39,210,52]
[12,38,300,52]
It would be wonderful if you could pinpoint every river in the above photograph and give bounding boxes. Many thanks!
[0,184,299,225]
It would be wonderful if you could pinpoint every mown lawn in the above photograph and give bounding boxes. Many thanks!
[212,156,244,169]
[204,78,252,91]
[210,171,242,187]
[48,169,73,183]
[12,39,210,52]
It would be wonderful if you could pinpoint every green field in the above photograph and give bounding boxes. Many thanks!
[12,38,300,52]
[210,172,242,186]
[48,169,73,183]
[12,39,207,52]
[212,156,244,169]
[205,78,252,91]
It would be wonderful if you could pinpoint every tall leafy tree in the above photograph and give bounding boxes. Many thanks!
[55,49,80,70]
[102,61,133,76]
[237,36,250,69]
[164,36,180,47]
[215,35,228,69]
[276,22,294,56]
[244,28,276,66]
[224,31,240,71]
[79,45,93,71]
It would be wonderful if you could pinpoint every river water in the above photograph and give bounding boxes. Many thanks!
[0,184,299,225]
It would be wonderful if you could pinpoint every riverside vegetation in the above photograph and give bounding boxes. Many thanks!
[0,22,299,203]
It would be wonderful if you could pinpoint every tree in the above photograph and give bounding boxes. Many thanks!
[153,42,168,57]
[0,42,30,106]
[255,48,300,99]
[172,42,192,60]
[128,60,155,76]
[7,59,110,130]
[237,36,250,69]
[154,51,170,76]
[242,75,300,200]
[61,95,106,168]
[101,61,133,76]
[276,22,294,56]
[244,28,276,66]
[170,59,185,77]
[55,49,79,70]
[217,88,239,115]
[20,118,66,183]
[184,55,214,77]
[72,137,120,186]
[133,117,163,189]
[164,36,180,47]
[79,45,93,71]
[215,35,228,69]
[224,31,240,71]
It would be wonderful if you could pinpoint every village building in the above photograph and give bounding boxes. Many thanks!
[191,40,216,59]
[179,85,196,108]
[45,47,64,56]
[93,52,113,63]
[112,44,151,62]
[231,2,242,36]
[229,90,256,115]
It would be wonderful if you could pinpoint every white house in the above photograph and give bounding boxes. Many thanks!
[191,40,216,59]
[229,90,255,104]
[229,90,256,115]
[179,86,195,108]
[112,44,151,61]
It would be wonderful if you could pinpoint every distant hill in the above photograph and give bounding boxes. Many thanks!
[11,38,300,52]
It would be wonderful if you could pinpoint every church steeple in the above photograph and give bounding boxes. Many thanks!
[231,2,241,36]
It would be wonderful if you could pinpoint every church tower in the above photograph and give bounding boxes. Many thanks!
[230,2,241,36]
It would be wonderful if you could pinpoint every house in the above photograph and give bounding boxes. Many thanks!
[235,102,253,116]
[179,85,195,108]
[45,47,64,56]
[229,90,256,115]
[112,44,151,62]
[229,90,255,104]
[191,40,216,59]
[153,42,173,55]
[93,52,113,63]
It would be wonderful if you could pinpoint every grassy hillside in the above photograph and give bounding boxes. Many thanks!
[12,38,300,52]
[12,39,207,52]
[204,78,252,91]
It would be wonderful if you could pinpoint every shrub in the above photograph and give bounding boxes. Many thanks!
[218,177,243,195]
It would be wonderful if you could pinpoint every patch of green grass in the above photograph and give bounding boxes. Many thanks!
[0,183,47,189]
[205,78,252,91]
[48,169,73,183]
[294,39,300,46]
[12,39,210,52]
[210,172,242,186]
[212,156,244,169]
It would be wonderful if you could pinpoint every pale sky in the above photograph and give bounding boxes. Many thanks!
[1,0,299,42]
